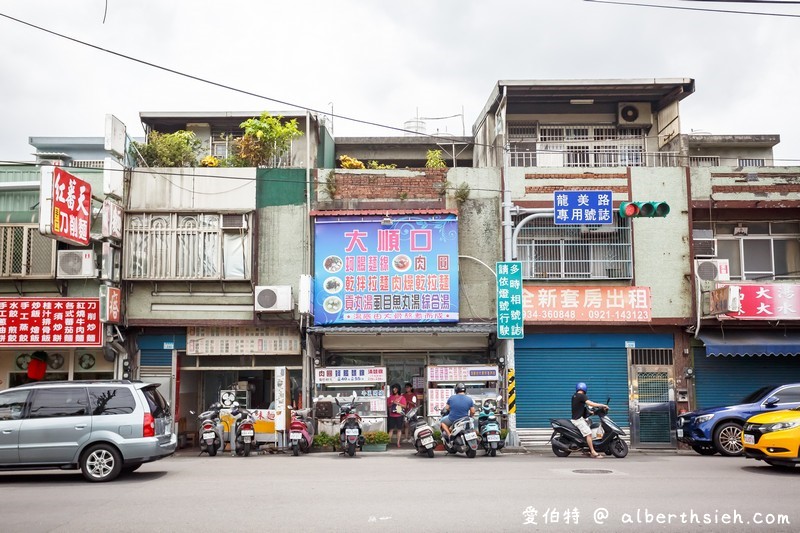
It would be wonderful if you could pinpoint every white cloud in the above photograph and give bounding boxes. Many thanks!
[1,0,798,162]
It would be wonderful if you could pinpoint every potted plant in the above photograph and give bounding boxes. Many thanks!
[311,432,336,453]
[433,430,445,451]
[362,431,390,452]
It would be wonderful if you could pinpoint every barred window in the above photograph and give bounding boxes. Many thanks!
[0,225,56,278]
[515,215,632,280]
[123,213,250,280]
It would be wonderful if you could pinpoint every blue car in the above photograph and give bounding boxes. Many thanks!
[677,383,800,456]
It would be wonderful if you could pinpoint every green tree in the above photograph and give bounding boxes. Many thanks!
[235,112,304,167]
[131,130,201,167]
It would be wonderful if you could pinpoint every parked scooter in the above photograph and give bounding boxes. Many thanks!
[289,408,315,456]
[406,406,436,458]
[548,398,628,458]
[336,395,364,457]
[440,406,479,458]
[477,397,504,457]
[229,401,256,457]
[192,402,224,456]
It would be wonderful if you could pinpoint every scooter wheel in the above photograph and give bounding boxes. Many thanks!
[347,443,356,457]
[243,443,251,457]
[490,448,497,457]
[292,443,300,457]
[426,448,435,458]
[208,445,217,457]
[611,438,629,458]
[551,435,571,458]
[466,448,477,459]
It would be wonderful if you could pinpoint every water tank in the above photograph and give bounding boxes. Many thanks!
[403,118,426,136]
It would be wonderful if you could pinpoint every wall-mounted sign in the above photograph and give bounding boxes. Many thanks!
[426,365,500,382]
[186,326,300,355]
[553,190,613,225]
[101,198,123,240]
[496,261,523,339]
[313,214,459,325]
[428,388,454,415]
[99,285,122,323]
[315,366,386,385]
[721,283,799,320]
[38,167,92,246]
[0,298,102,347]
[523,286,651,322]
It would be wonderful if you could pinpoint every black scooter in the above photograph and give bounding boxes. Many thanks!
[548,399,629,458]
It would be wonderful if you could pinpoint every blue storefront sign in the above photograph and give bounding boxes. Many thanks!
[553,190,613,225]
[496,261,523,339]
[313,213,459,325]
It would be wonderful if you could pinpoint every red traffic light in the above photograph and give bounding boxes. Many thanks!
[622,203,640,217]
[619,201,670,218]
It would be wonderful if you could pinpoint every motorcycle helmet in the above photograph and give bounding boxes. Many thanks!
[455,382,466,393]
[576,382,588,393]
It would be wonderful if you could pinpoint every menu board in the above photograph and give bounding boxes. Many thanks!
[0,297,102,347]
[315,366,387,385]
[426,365,500,382]
[313,214,459,325]
[428,388,454,415]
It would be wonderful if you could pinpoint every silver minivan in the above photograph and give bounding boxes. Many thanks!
[0,380,177,482]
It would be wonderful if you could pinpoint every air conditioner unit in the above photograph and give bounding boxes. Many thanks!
[221,214,247,230]
[254,285,293,313]
[694,259,730,292]
[57,250,97,279]
[617,102,652,127]
[693,238,717,258]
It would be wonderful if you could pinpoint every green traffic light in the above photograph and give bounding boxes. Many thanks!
[619,201,670,218]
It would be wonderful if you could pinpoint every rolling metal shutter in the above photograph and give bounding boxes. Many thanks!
[516,347,629,428]
[694,350,800,409]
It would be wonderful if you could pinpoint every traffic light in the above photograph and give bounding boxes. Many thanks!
[619,201,670,218]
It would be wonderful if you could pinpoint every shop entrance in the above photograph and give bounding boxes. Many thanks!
[385,356,426,413]
[628,348,676,448]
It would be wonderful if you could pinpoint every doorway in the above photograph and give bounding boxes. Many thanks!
[628,348,676,447]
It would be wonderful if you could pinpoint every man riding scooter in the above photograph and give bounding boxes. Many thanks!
[440,382,475,441]
[572,382,609,459]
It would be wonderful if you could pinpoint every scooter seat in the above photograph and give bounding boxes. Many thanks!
[551,418,574,427]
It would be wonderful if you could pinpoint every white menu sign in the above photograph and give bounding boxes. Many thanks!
[428,388,454,415]
[426,365,500,382]
[315,366,386,385]
[187,326,300,355]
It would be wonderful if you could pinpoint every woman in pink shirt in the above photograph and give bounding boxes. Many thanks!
[387,383,407,448]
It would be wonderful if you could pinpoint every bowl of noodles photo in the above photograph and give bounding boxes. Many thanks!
[323,276,343,294]
[393,254,411,272]
[323,296,342,314]
[323,255,343,273]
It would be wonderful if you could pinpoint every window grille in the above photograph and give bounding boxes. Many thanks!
[738,158,765,167]
[70,160,104,169]
[507,124,653,168]
[515,214,632,280]
[0,225,56,278]
[123,213,250,280]
[689,156,719,167]
[631,348,673,366]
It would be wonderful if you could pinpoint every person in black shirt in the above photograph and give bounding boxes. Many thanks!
[572,382,608,458]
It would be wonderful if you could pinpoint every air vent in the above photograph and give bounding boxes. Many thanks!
[254,285,293,313]
[221,214,247,230]
[692,238,717,258]
[56,250,97,279]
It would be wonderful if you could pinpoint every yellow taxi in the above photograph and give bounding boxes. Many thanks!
[742,407,800,468]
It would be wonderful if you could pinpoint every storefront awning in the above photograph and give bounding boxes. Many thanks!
[308,323,496,351]
[698,330,800,357]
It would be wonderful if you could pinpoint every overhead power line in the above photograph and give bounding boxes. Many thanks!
[585,0,800,16]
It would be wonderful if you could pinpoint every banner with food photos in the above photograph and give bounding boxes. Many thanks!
[313,213,459,324]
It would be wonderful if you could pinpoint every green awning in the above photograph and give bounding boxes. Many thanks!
[0,211,39,224]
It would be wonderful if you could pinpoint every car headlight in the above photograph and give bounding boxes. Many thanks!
[694,414,715,424]
[764,420,800,433]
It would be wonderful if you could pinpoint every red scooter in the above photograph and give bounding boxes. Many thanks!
[289,408,314,456]
[336,395,364,457]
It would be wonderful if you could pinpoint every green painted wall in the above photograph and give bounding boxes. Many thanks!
[256,168,306,207]
[318,127,336,169]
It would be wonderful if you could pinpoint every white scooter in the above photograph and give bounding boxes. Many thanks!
[406,406,436,458]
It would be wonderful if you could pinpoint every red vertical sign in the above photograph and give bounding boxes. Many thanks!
[45,167,92,246]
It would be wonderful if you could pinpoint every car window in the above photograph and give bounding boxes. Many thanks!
[141,386,169,418]
[775,386,800,404]
[0,390,30,421]
[88,387,136,415]
[29,388,89,418]
[741,386,775,404]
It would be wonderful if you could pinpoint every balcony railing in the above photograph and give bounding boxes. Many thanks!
[508,148,679,168]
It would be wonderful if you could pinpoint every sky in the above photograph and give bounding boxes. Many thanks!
[0,0,798,163]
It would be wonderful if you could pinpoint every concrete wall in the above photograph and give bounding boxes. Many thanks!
[129,167,256,211]
[690,166,800,202]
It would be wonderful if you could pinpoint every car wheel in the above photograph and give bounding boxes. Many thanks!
[691,444,718,456]
[713,422,743,456]
[81,444,122,482]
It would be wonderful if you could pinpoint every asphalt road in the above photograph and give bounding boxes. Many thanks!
[0,447,797,533]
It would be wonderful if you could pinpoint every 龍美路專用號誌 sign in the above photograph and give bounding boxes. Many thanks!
[553,190,613,225]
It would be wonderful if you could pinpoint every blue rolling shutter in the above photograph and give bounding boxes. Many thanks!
[694,351,800,409]
[516,348,629,428]
[137,334,185,367]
